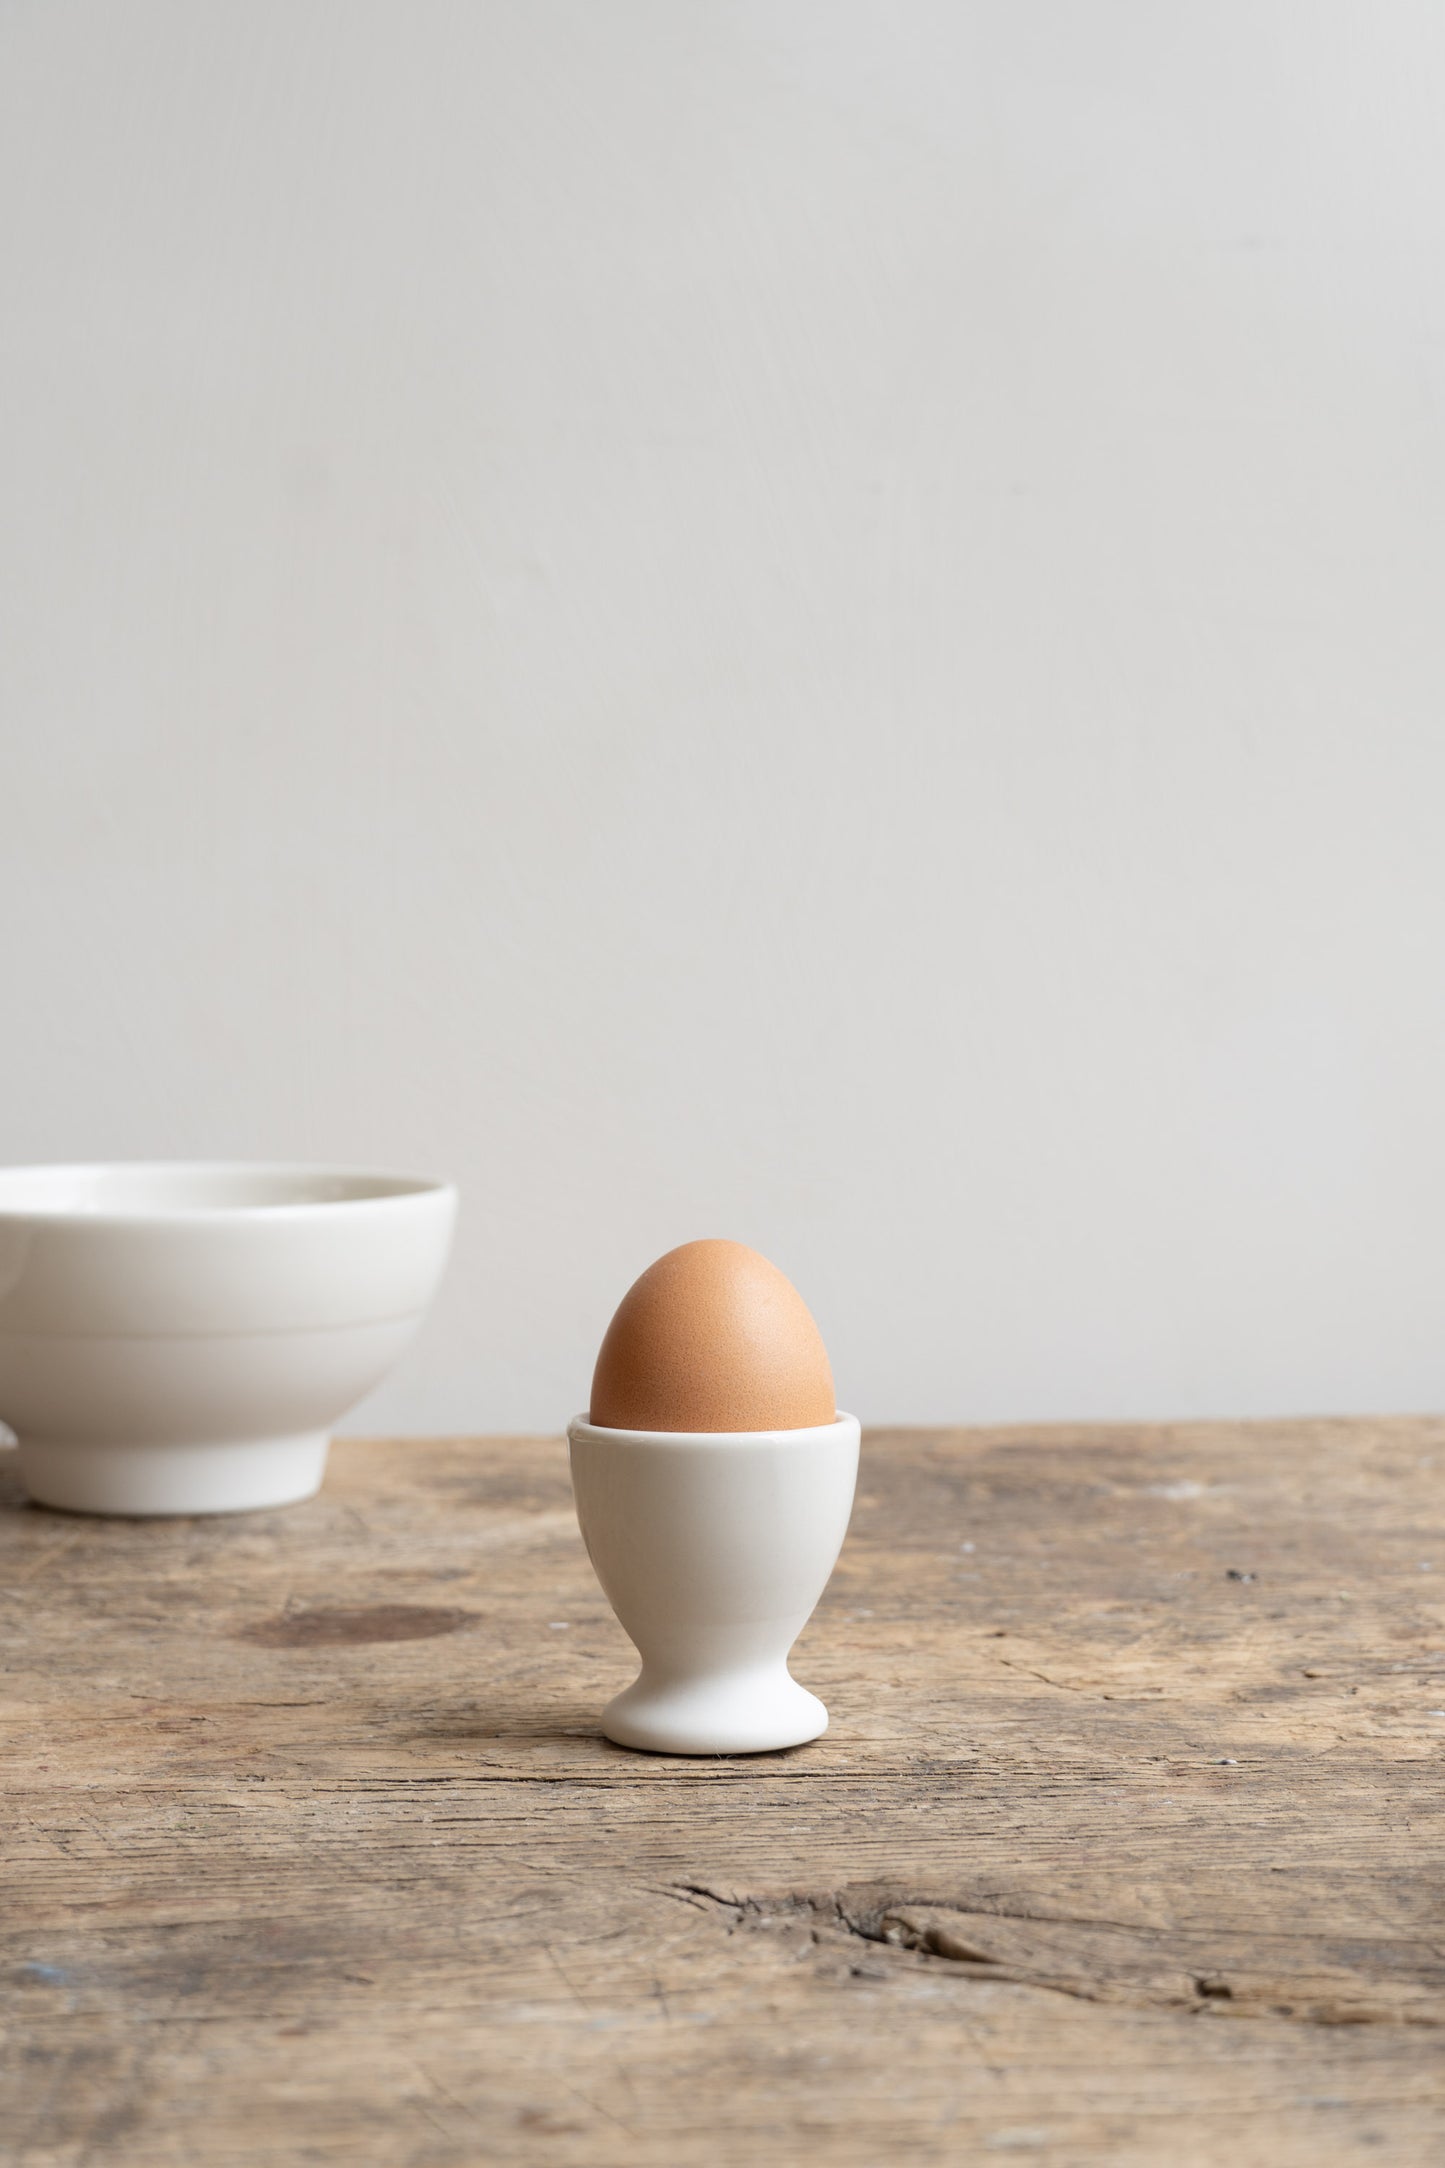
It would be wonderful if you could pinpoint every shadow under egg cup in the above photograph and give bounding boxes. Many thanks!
[566,1412,860,1755]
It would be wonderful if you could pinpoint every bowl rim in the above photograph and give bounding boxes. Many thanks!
[0,1161,457,1226]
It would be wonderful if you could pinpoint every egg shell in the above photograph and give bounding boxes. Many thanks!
[588,1239,836,1433]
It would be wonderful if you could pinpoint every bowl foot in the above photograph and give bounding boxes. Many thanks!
[601,1664,828,1756]
[16,1431,331,1516]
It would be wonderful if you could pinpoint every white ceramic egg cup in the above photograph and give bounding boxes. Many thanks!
[567,1412,860,1755]
[0,1163,456,1516]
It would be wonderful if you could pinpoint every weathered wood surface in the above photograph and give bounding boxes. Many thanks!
[3,1419,1444,2166]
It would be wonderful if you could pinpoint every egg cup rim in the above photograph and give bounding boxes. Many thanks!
[567,1411,858,1448]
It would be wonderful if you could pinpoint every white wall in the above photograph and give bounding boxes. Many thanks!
[3,2,1444,1434]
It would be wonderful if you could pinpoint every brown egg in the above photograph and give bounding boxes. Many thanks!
[589,1240,836,1432]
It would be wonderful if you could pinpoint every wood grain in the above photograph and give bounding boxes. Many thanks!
[3,1419,1444,2165]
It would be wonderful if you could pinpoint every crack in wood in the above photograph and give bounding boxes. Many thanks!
[670,1882,1445,2029]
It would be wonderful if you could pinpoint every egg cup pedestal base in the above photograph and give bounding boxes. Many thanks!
[17,1430,331,1517]
[601,1665,829,1757]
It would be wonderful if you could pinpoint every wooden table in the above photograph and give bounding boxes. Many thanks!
[4,1421,1444,2165]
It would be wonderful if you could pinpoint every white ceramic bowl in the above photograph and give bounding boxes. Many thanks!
[567,1413,860,1754]
[0,1163,457,1515]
